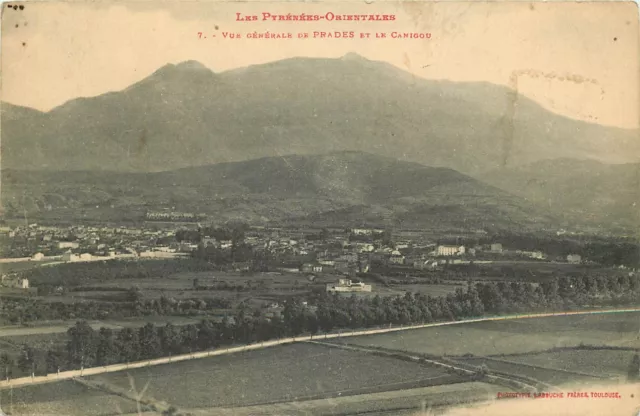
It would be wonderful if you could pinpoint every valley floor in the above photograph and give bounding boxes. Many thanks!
[1,311,638,416]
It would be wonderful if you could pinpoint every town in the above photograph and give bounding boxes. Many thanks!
[1,219,631,297]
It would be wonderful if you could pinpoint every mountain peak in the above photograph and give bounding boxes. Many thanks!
[341,52,368,61]
[175,60,210,71]
[151,61,212,77]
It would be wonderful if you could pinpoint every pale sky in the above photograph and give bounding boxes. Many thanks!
[1,1,638,128]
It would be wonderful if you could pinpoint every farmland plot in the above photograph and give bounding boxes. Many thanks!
[184,382,503,416]
[0,380,137,416]
[89,342,460,409]
[457,357,598,385]
[505,349,638,378]
[342,312,640,356]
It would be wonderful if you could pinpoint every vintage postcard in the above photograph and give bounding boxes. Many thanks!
[0,1,639,415]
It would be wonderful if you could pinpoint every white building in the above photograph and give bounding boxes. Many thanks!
[567,254,582,264]
[351,228,373,236]
[219,240,233,249]
[1,276,30,289]
[326,279,372,293]
[436,245,465,256]
[59,241,79,249]
[356,243,375,252]
[31,252,45,261]
[389,250,405,264]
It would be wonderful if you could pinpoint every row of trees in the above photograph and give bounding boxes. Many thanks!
[4,272,639,378]
[0,295,233,326]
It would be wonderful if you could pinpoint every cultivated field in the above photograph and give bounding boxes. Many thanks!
[35,266,462,304]
[88,342,462,410]
[341,312,640,356]
[457,357,599,385]
[0,380,137,416]
[504,349,638,378]
[57,270,324,304]
[182,382,503,416]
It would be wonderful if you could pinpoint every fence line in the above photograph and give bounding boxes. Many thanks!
[1,307,638,390]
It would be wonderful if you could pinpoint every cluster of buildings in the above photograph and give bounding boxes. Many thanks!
[1,223,586,276]
[1,223,190,263]
[326,278,372,293]
[259,230,501,277]
[0,274,29,289]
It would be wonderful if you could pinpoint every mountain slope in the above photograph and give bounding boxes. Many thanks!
[1,152,561,230]
[479,159,640,231]
[2,55,637,174]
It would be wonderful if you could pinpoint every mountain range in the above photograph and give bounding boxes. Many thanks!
[480,159,639,232]
[1,55,637,233]
[2,54,638,175]
[2,151,566,231]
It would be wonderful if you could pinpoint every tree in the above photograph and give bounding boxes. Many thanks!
[159,323,183,355]
[316,304,335,333]
[197,319,218,350]
[17,344,35,375]
[477,282,504,313]
[96,328,117,366]
[66,321,98,369]
[541,280,559,304]
[283,299,306,335]
[46,349,64,374]
[305,311,320,334]
[227,222,248,255]
[138,323,161,359]
[180,324,199,352]
[466,286,485,316]
[0,352,14,379]
[116,327,140,362]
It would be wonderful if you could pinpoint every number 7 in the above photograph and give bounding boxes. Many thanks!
[198,32,203,39]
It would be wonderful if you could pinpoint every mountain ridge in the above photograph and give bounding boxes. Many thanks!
[1,151,564,231]
[2,56,637,174]
[479,158,639,231]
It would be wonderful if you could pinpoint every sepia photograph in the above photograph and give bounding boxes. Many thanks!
[0,1,639,415]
